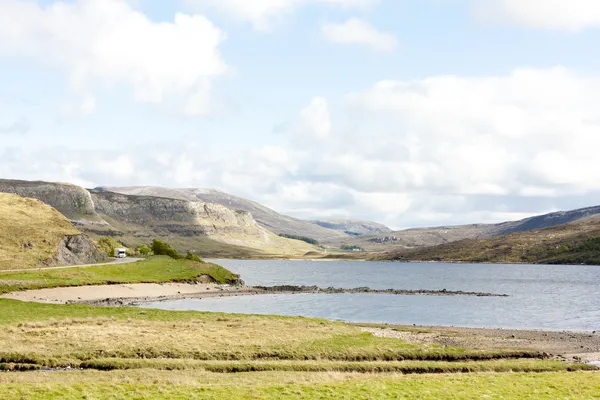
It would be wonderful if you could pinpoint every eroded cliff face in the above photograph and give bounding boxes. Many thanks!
[90,191,259,236]
[52,235,108,267]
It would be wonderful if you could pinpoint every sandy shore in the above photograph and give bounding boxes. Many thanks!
[0,283,251,304]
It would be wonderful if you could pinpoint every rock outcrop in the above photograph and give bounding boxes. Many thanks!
[53,235,107,266]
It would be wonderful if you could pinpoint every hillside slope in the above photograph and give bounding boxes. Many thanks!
[0,180,319,258]
[337,205,600,252]
[310,219,391,235]
[100,186,349,242]
[376,217,600,265]
[0,193,106,270]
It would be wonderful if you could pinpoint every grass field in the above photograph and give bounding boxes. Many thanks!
[2,370,600,399]
[0,256,239,295]
[0,299,597,399]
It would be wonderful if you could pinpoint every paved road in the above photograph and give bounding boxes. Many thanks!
[0,257,144,273]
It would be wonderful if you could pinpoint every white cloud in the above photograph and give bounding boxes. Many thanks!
[4,67,600,228]
[60,96,97,117]
[322,18,398,52]
[299,97,332,140]
[186,0,378,31]
[346,66,600,195]
[474,0,600,31]
[0,0,227,115]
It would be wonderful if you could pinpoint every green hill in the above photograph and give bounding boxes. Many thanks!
[0,193,105,270]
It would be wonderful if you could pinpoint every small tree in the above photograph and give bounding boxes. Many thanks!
[137,245,152,257]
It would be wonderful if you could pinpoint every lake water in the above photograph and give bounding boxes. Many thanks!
[141,260,600,332]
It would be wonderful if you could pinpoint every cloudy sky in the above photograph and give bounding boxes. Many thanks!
[1,0,600,229]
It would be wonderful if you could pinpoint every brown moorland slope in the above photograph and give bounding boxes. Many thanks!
[375,217,600,265]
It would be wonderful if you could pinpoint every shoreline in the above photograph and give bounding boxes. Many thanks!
[0,282,508,306]
[1,282,599,364]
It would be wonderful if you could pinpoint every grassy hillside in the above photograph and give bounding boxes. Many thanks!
[0,193,80,270]
[376,217,600,264]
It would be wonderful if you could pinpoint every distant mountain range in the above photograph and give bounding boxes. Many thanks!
[374,216,600,265]
[3,178,600,263]
[336,206,600,252]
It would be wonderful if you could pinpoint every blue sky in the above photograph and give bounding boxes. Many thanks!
[1,0,600,229]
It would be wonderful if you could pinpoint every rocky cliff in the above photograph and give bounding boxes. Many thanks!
[99,186,349,242]
[91,190,261,237]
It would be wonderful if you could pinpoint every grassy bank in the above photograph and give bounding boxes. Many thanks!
[0,299,596,398]
[0,300,541,367]
[0,256,238,294]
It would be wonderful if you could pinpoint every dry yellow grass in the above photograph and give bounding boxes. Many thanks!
[0,315,351,362]
[0,193,80,269]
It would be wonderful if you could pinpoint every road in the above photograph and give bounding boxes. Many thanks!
[0,257,144,273]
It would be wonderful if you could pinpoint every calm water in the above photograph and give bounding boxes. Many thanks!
[141,260,600,331]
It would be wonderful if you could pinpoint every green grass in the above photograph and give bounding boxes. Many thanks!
[0,371,599,399]
[0,256,238,294]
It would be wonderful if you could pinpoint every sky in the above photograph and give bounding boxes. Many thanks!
[1,0,600,229]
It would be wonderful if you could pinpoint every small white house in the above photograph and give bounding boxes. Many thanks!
[114,248,127,258]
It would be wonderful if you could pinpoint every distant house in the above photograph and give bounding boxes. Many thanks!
[114,248,127,258]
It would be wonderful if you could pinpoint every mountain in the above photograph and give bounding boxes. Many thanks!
[0,193,106,270]
[310,219,391,236]
[99,186,349,242]
[333,205,600,252]
[0,179,319,258]
[375,216,600,265]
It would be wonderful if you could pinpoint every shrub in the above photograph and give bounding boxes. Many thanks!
[278,234,319,245]
[150,239,181,259]
[185,252,205,263]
